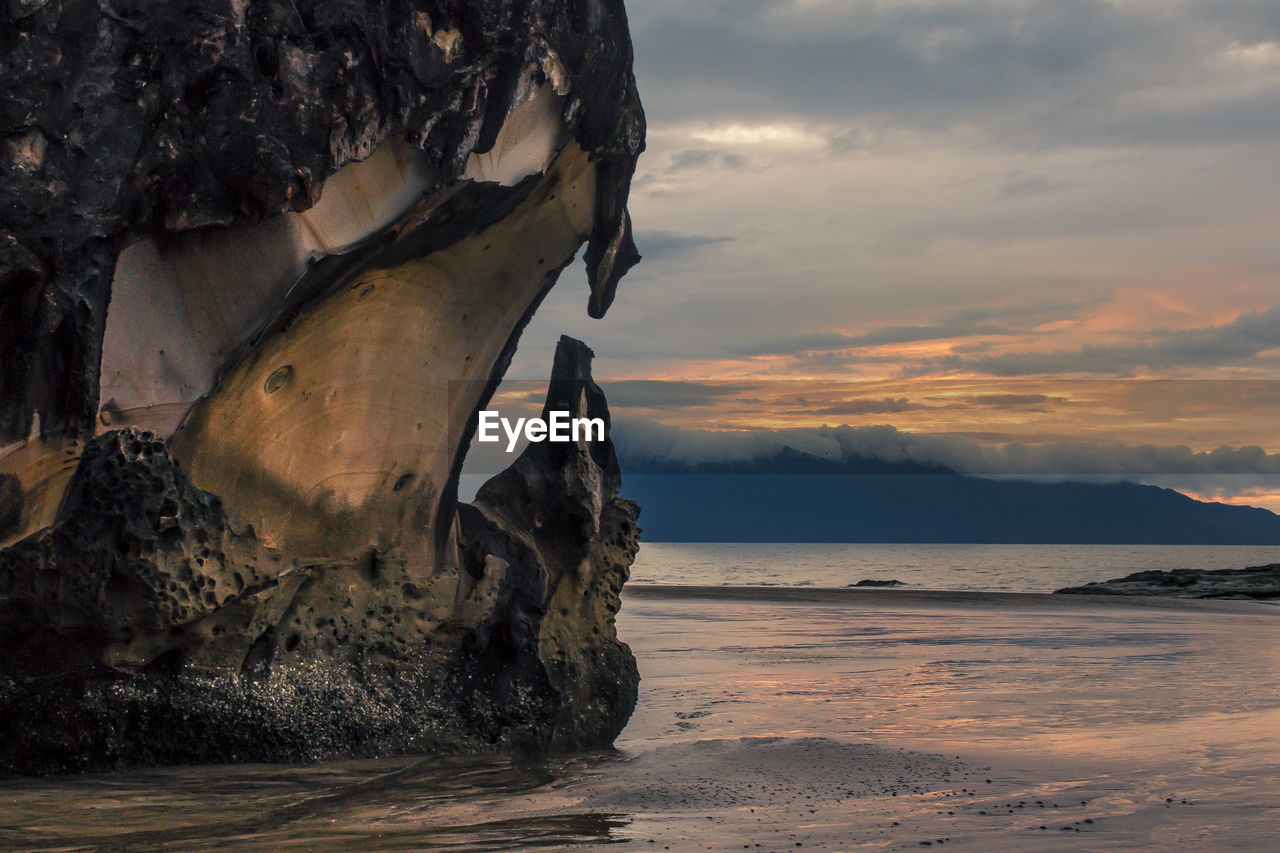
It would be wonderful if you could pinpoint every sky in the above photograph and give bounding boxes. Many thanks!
[492,0,1280,509]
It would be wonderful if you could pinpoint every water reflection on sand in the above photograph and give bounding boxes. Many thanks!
[2,588,1277,851]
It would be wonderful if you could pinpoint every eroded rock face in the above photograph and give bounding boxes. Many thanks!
[0,0,644,775]
[0,339,640,775]
[465,337,640,750]
[1,0,642,448]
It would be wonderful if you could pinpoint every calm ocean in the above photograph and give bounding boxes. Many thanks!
[628,542,1280,592]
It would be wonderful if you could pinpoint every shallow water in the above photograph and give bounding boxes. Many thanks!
[629,542,1280,591]
[2,589,1277,851]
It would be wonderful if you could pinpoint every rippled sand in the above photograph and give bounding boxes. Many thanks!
[2,588,1277,851]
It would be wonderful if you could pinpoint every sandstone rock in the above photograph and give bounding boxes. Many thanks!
[0,338,640,775]
[0,0,644,774]
[1,0,642,448]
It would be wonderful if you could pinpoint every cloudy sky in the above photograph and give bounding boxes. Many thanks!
[496,0,1280,508]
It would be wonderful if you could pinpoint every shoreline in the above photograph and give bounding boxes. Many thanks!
[4,583,1278,849]
[624,582,1279,613]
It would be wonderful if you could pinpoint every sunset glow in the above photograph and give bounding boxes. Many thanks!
[491,0,1280,514]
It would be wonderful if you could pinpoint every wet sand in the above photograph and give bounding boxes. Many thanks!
[613,588,1280,850]
[2,588,1278,851]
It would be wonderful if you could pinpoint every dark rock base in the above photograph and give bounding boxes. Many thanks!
[1055,564,1280,600]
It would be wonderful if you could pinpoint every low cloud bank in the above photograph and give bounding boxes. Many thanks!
[612,420,1280,502]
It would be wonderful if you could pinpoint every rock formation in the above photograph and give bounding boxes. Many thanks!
[1055,564,1280,600]
[0,0,643,774]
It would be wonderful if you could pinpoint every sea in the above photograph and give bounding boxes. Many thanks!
[628,541,1280,592]
[5,543,1279,850]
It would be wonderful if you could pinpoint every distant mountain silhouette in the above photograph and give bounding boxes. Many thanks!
[619,449,1280,544]
[627,444,955,476]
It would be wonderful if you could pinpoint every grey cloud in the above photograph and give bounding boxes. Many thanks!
[665,148,750,172]
[917,304,1280,377]
[599,381,1074,417]
[944,294,1112,325]
[807,393,1067,415]
[951,341,1003,355]
[828,127,876,153]
[612,420,1280,499]
[611,420,1280,476]
[998,170,1058,199]
[633,230,734,261]
[961,393,1063,409]
[630,0,1280,148]
[807,397,923,416]
[601,380,757,409]
[735,296,1105,358]
[501,3,1278,394]
[733,323,1014,357]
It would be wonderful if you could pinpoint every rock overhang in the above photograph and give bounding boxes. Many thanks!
[0,0,645,774]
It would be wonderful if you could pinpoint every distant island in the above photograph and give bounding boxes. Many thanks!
[620,447,1280,544]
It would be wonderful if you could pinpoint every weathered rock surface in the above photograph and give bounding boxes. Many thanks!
[0,0,644,775]
[1055,564,1280,600]
[466,337,640,750]
[1,0,642,447]
[0,337,640,775]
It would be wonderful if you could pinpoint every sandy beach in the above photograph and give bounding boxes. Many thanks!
[2,587,1278,851]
